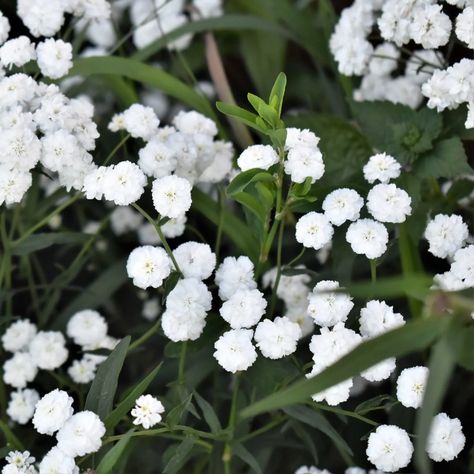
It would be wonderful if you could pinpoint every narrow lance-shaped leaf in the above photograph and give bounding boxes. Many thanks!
[240,318,448,419]
[96,429,135,474]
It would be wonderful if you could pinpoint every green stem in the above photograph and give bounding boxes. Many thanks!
[223,374,240,473]
[103,134,131,166]
[128,318,162,353]
[237,415,287,443]
[370,259,377,284]
[214,187,225,263]
[269,219,285,317]
[311,402,379,427]
[132,203,182,275]
[178,341,187,385]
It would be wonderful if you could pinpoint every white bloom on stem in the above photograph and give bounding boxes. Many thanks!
[367,183,412,223]
[131,394,165,429]
[173,242,216,280]
[359,300,405,337]
[426,413,465,462]
[152,175,192,218]
[396,366,429,408]
[254,316,301,359]
[213,329,257,373]
[67,309,108,348]
[36,39,73,79]
[219,289,267,329]
[126,246,172,290]
[346,219,389,259]
[2,352,37,389]
[424,214,468,258]
[38,447,76,474]
[363,153,401,184]
[295,212,334,250]
[237,144,279,171]
[366,424,413,472]
[29,331,68,370]
[7,389,39,425]
[33,389,74,435]
[215,256,257,301]
[122,104,160,140]
[102,161,147,206]
[56,410,106,457]
[0,36,36,69]
[2,319,37,353]
[284,146,325,184]
[322,188,364,226]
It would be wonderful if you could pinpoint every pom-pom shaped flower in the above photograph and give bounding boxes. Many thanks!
[367,183,412,223]
[295,212,334,250]
[1,319,37,353]
[173,242,216,280]
[219,289,267,329]
[396,366,429,408]
[152,175,192,218]
[254,316,301,359]
[346,219,388,259]
[237,144,279,171]
[126,246,172,289]
[363,153,401,184]
[426,413,466,462]
[67,309,108,348]
[215,256,257,301]
[214,329,257,373]
[322,188,364,226]
[424,214,468,259]
[359,300,405,337]
[33,389,74,435]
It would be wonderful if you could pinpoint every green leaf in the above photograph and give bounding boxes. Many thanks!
[193,392,222,434]
[216,102,267,134]
[414,137,473,179]
[227,169,274,196]
[269,72,287,117]
[457,326,474,372]
[414,320,464,473]
[191,189,259,262]
[0,420,24,451]
[166,394,193,429]
[70,57,218,125]
[96,430,134,474]
[283,405,353,458]
[53,259,128,330]
[240,318,448,418]
[290,420,318,464]
[12,232,89,256]
[105,363,162,431]
[247,93,279,127]
[163,436,195,474]
[85,336,131,420]
[232,443,263,474]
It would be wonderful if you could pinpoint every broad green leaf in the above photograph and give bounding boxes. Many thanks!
[192,189,259,261]
[85,336,131,420]
[267,127,287,149]
[232,443,263,474]
[269,72,287,117]
[96,430,134,474]
[414,137,473,179]
[53,259,128,330]
[70,57,218,125]
[247,93,279,127]
[12,232,89,256]
[105,363,162,431]
[227,169,274,196]
[233,192,268,224]
[216,102,267,134]
[255,181,275,210]
[414,321,464,473]
[163,436,195,474]
[193,392,222,434]
[240,318,448,418]
[283,405,353,458]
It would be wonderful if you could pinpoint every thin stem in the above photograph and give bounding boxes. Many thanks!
[237,415,287,443]
[178,341,187,385]
[214,186,225,263]
[132,203,182,275]
[223,374,240,473]
[311,402,379,427]
[128,318,162,353]
[103,134,131,166]
[269,219,286,317]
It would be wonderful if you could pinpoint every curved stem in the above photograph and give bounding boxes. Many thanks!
[128,318,162,353]
[103,133,131,166]
[269,219,286,317]
[178,341,187,385]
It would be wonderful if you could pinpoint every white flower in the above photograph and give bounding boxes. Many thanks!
[131,394,165,429]
[361,357,396,382]
[363,153,401,184]
[137,221,160,246]
[295,467,332,474]
[126,246,172,290]
[450,245,474,288]
[396,366,429,408]
[56,410,106,457]
[67,309,108,348]
[103,161,147,206]
[110,207,143,236]
[285,128,320,150]
[36,39,73,79]
[359,300,405,337]
[17,0,66,37]
[367,183,412,223]
[142,297,161,321]
[122,104,160,141]
[254,317,301,359]
[308,280,354,327]
[152,175,192,218]
[138,138,177,178]
[215,256,257,301]
[0,12,10,46]
[284,146,325,184]
[161,308,207,342]
[173,242,216,280]
[2,319,37,353]
[366,425,413,472]
[67,357,97,384]
[1,126,41,172]
[0,168,32,206]
[38,447,76,474]
[346,219,389,259]
[173,110,217,137]
[322,188,364,226]
[405,49,443,84]
[82,166,107,200]
[410,4,451,49]
[466,101,474,128]
[4,451,35,473]
[237,144,279,171]
[456,7,474,49]
[33,389,74,435]
[426,413,465,462]
[213,329,257,373]
[3,352,37,388]
[7,389,39,425]
[295,212,334,250]
[368,42,400,76]
[0,36,36,69]
[162,214,187,238]
[29,331,68,370]
[219,289,267,329]
[424,214,468,258]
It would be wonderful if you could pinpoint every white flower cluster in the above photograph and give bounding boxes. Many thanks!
[423,214,473,291]
[330,0,474,123]
[296,151,410,260]
[213,256,301,372]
